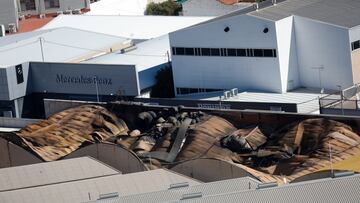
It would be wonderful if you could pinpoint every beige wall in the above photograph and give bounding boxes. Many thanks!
[351,49,360,84]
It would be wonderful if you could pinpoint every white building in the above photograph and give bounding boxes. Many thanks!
[0,0,90,32]
[181,0,252,16]
[170,0,360,95]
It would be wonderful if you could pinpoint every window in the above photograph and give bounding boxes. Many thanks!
[171,47,277,58]
[247,49,254,57]
[176,87,224,95]
[175,47,185,55]
[236,49,246,56]
[195,48,201,56]
[20,0,36,11]
[352,40,360,51]
[227,49,236,56]
[210,48,220,56]
[185,48,194,55]
[45,0,60,9]
[263,49,273,57]
[253,49,263,57]
[201,48,210,56]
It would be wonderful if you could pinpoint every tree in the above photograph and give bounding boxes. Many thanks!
[145,0,182,16]
[150,66,175,98]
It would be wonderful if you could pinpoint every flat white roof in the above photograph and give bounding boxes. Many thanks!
[84,34,169,72]
[179,88,324,114]
[41,15,213,39]
[0,27,128,67]
[86,0,148,16]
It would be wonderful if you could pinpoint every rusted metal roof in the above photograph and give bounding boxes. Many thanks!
[11,105,128,161]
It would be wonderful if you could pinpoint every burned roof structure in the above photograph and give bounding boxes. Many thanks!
[1,103,360,184]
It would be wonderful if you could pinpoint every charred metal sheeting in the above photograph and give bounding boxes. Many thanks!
[2,104,360,184]
[139,118,192,162]
[0,105,128,161]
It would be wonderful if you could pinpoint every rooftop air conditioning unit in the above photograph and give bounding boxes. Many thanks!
[8,23,17,33]
[72,9,82,14]
[254,3,259,11]
[223,91,231,100]
[63,10,72,15]
[120,45,137,53]
[98,192,119,200]
[39,14,46,19]
[231,88,238,97]
[19,14,25,21]
[0,24,5,37]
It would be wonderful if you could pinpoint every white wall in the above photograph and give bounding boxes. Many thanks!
[182,0,248,16]
[349,25,360,43]
[275,16,300,92]
[294,16,353,91]
[5,62,30,101]
[170,14,282,94]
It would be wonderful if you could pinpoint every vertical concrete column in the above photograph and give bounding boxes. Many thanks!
[13,97,24,118]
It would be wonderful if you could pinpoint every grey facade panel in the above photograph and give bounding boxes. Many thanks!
[29,62,140,97]
[0,0,18,30]
[0,69,10,100]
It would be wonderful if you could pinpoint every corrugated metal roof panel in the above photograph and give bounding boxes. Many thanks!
[85,176,259,203]
[0,169,200,203]
[0,157,120,192]
[249,0,360,28]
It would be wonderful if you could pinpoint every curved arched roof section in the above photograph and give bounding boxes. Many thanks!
[170,158,281,183]
[0,137,42,168]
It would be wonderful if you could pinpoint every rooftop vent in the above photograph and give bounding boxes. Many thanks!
[230,88,238,97]
[272,0,277,5]
[120,45,137,54]
[257,182,278,189]
[254,3,259,11]
[8,23,16,33]
[0,24,5,37]
[19,14,25,21]
[180,192,202,200]
[98,192,119,200]
[39,14,45,19]
[169,182,189,189]
[72,9,82,15]
[223,91,231,100]
[63,10,72,15]
[332,171,354,178]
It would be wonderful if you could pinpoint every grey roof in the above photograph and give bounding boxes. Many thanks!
[0,169,201,203]
[249,0,360,28]
[84,176,260,203]
[0,27,128,67]
[173,174,360,203]
[0,157,120,192]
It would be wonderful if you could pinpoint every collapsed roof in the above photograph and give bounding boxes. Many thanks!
[1,104,359,184]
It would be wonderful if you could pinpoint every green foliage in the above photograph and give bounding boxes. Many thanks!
[145,0,182,16]
[150,66,175,98]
